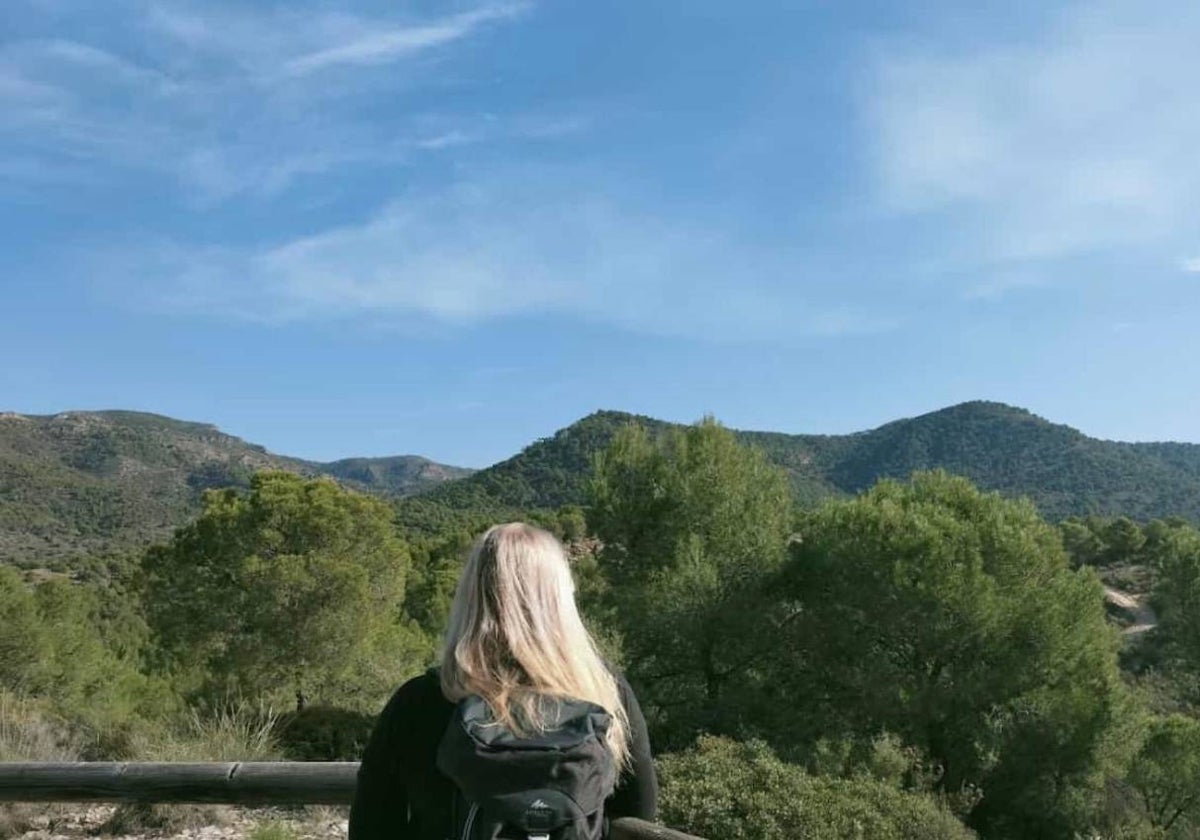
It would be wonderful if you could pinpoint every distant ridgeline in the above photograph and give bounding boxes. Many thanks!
[0,410,472,569]
[3,401,1200,568]
[400,401,1200,532]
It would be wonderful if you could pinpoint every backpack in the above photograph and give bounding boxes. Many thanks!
[436,692,617,840]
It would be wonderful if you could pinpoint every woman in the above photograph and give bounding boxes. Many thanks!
[349,522,658,840]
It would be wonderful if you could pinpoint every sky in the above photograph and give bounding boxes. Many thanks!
[3,0,1199,467]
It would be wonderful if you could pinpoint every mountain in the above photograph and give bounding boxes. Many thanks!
[406,401,1200,527]
[0,410,471,568]
[7,401,1200,569]
[318,455,474,495]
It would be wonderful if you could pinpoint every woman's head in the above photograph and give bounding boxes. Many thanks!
[440,522,629,767]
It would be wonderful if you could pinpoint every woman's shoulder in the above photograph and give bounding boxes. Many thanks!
[379,667,452,720]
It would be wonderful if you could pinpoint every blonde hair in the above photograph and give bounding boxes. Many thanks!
[440,522,631,769]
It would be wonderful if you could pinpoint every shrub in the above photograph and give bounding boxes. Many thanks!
[274,705,376,760]
[658,735,974,840]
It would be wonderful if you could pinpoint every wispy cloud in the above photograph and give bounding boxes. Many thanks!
[283,4,528,77]
[96,170,892,341]
[415,130,478,150]
[1183,258,1200,274]
[865,0,1200,269]
[137,3,521,80]
[962,272,1046,301]
[0,2,537,200]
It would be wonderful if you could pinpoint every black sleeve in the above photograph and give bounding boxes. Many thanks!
[349,683,414,840]
[607,674,658,821]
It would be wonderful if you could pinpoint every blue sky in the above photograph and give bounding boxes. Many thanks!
[3,0,1199,467]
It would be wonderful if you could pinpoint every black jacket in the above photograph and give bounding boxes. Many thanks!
[349,670,658,840]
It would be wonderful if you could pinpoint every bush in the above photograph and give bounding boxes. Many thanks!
[658,735,974,840]
[274,705,376,760]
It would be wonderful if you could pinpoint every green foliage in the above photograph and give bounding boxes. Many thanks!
[9,401,1200,572]
[1150,525,1200,672]
[404,403,1200,542]
[658,735,975,840]
[813,403,1200,523]
[588,418,793,746]
[140,472,421,708]
[778,472,1126,839]
[0,411,466,569]
[405,529,476,635]
[422,411,656,513]
[9,399,1200,840]
[1062,518,1107,568]
[32,579,168,724]
[274,704,375,760]
[1107,518,1150,565]
[0,567,171,737]
[0,567,48,693]
[1127,714,1200,835]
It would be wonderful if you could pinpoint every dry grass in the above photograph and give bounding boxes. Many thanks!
[97,801,235,836]
[0,692,79,762]
[0,696,297,840]
[95,702,282,837]
[0,692,81,840]
[247,819,300,840]
[125,702,281,762]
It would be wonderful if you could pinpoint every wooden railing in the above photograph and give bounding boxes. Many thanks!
[0,762,703,840]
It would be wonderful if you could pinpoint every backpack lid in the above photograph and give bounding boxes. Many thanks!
[437,693,617,814]
[457,694,612,750]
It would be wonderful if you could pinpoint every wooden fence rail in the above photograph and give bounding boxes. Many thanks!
[0,763,703,840]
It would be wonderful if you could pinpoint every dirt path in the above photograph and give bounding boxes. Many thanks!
[1103,585,1157,635]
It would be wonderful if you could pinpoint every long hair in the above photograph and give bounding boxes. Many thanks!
[440,522,631,769]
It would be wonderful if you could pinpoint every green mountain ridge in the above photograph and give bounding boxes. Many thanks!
[0,409,472,567]
[409,400,1200,525]
[5,401,1200,568]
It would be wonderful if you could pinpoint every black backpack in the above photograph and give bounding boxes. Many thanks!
[436,693,617,840]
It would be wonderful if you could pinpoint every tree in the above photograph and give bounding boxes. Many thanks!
[1127,714,1200,834]
[1060,518,1105,568]
[587,419,793,746]
[32,578,162,723]
[1150,523,1200,670]
[141,472,418,708]
[0,566,48,692]
[1104,517,1148,566]
[776,471,1125,839]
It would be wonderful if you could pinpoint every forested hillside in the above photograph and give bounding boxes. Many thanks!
[6,401,1200,568]
[8,421,1200,839]
[0,411,470,569]
[406,401,1200,529]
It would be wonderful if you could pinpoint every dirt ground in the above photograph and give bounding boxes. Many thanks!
[4,804,348,840]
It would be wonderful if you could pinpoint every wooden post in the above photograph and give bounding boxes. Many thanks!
[0,763,704,840]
